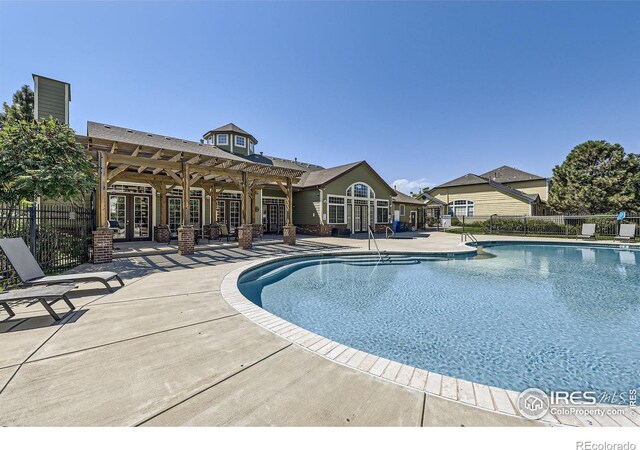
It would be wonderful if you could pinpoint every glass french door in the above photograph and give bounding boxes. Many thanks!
[353,204,368,233]
[229,201,241,232]
[168,198,182,234]
[108,193,152,241]
[167,197,202,233]
[133,196,150,238]
[108,195,127,240]
[267,204,278,233]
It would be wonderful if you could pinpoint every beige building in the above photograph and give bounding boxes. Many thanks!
[427,166,549,218]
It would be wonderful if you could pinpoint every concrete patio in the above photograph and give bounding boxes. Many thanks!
[0,231,635,426]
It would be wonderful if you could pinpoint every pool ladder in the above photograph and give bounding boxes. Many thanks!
[461,232,478,245]
[385,226,394,239]
[368,226,384,259]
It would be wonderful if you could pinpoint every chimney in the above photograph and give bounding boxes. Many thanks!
[33,74,71,124]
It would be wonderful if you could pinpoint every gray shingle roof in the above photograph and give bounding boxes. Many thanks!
[296,161,363,188]
[87,121,255,163]
[435,173,489,188]
[421,193,447,206]
[480,165,546,183]
[392,190,425,205]
[431,169,540,204]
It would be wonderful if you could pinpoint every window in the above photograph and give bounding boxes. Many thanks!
[399,204,406,216]
[353,183,368,198]
[216,200,225,223]
[235,135,246,147]
[376,200,389,223]
[216,134,228,145]
[189,199,201,226]
[249,142,254,153]
[328,196,346,224]
[448,200,474,217]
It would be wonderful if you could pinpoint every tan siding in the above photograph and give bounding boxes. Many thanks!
[430,184,532,216]
[504,179,549,202]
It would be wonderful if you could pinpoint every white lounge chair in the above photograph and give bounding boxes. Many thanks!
[577,223,596,240]
[614,224,636,242]
[0,238,124,292]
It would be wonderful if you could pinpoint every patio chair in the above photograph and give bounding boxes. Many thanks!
[254,225,264,241]
[0,283,76,321]
[0,238,124,292]
[218,223,237,242]
[577,223,596,240]
[614,224,636,242]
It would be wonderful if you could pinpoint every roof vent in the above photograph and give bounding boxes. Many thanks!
[147,133,153,137]
[294,157,298,162]
[165,137,171,140]
[104,125,111,129]
[126,129,133,133]
[260,151,263,155]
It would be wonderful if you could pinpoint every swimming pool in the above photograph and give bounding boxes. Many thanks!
[238,244,640,401]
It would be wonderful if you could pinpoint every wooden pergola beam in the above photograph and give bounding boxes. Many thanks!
[152,153,182,175]
[181,163,191,226]
[97,151,108,228]
[138,148,163,173]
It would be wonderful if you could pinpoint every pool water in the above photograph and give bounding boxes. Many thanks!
[238,244,640,399]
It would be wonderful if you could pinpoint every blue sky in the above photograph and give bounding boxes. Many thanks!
[1,2,639,193]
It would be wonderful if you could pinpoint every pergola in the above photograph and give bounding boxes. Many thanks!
[76,123,304,259]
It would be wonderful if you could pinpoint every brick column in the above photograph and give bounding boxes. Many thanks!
[154,224,171,243]
[92,228,113,264]
[283,225,296,245]
[237,225,253,250]
[178,226,195,255]
[209,224,220,240]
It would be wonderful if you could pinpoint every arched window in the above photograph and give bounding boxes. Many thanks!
[448,200,474,217]
[347,183,375,199]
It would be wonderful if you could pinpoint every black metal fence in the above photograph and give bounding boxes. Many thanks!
[454,214,640,239]
[1,203,94,287]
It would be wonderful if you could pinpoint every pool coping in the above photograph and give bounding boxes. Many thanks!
[220,246,640,428]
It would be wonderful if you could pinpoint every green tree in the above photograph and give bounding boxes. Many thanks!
[412,186,431,199]
[0,118,96,206]
[0,85,34,127]
[548,140,640,214]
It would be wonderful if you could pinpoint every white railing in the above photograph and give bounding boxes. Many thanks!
[385,226,394,239]
[368,226,382,258]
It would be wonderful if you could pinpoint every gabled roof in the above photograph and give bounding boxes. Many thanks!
[435,173,488,189]
[421,193,447,206]
[430,169,541,204]
[203,123,257,143]
[392,190,425,206]
[296,161,396,197]
[297,161,363,188]
[480,165,546,184]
